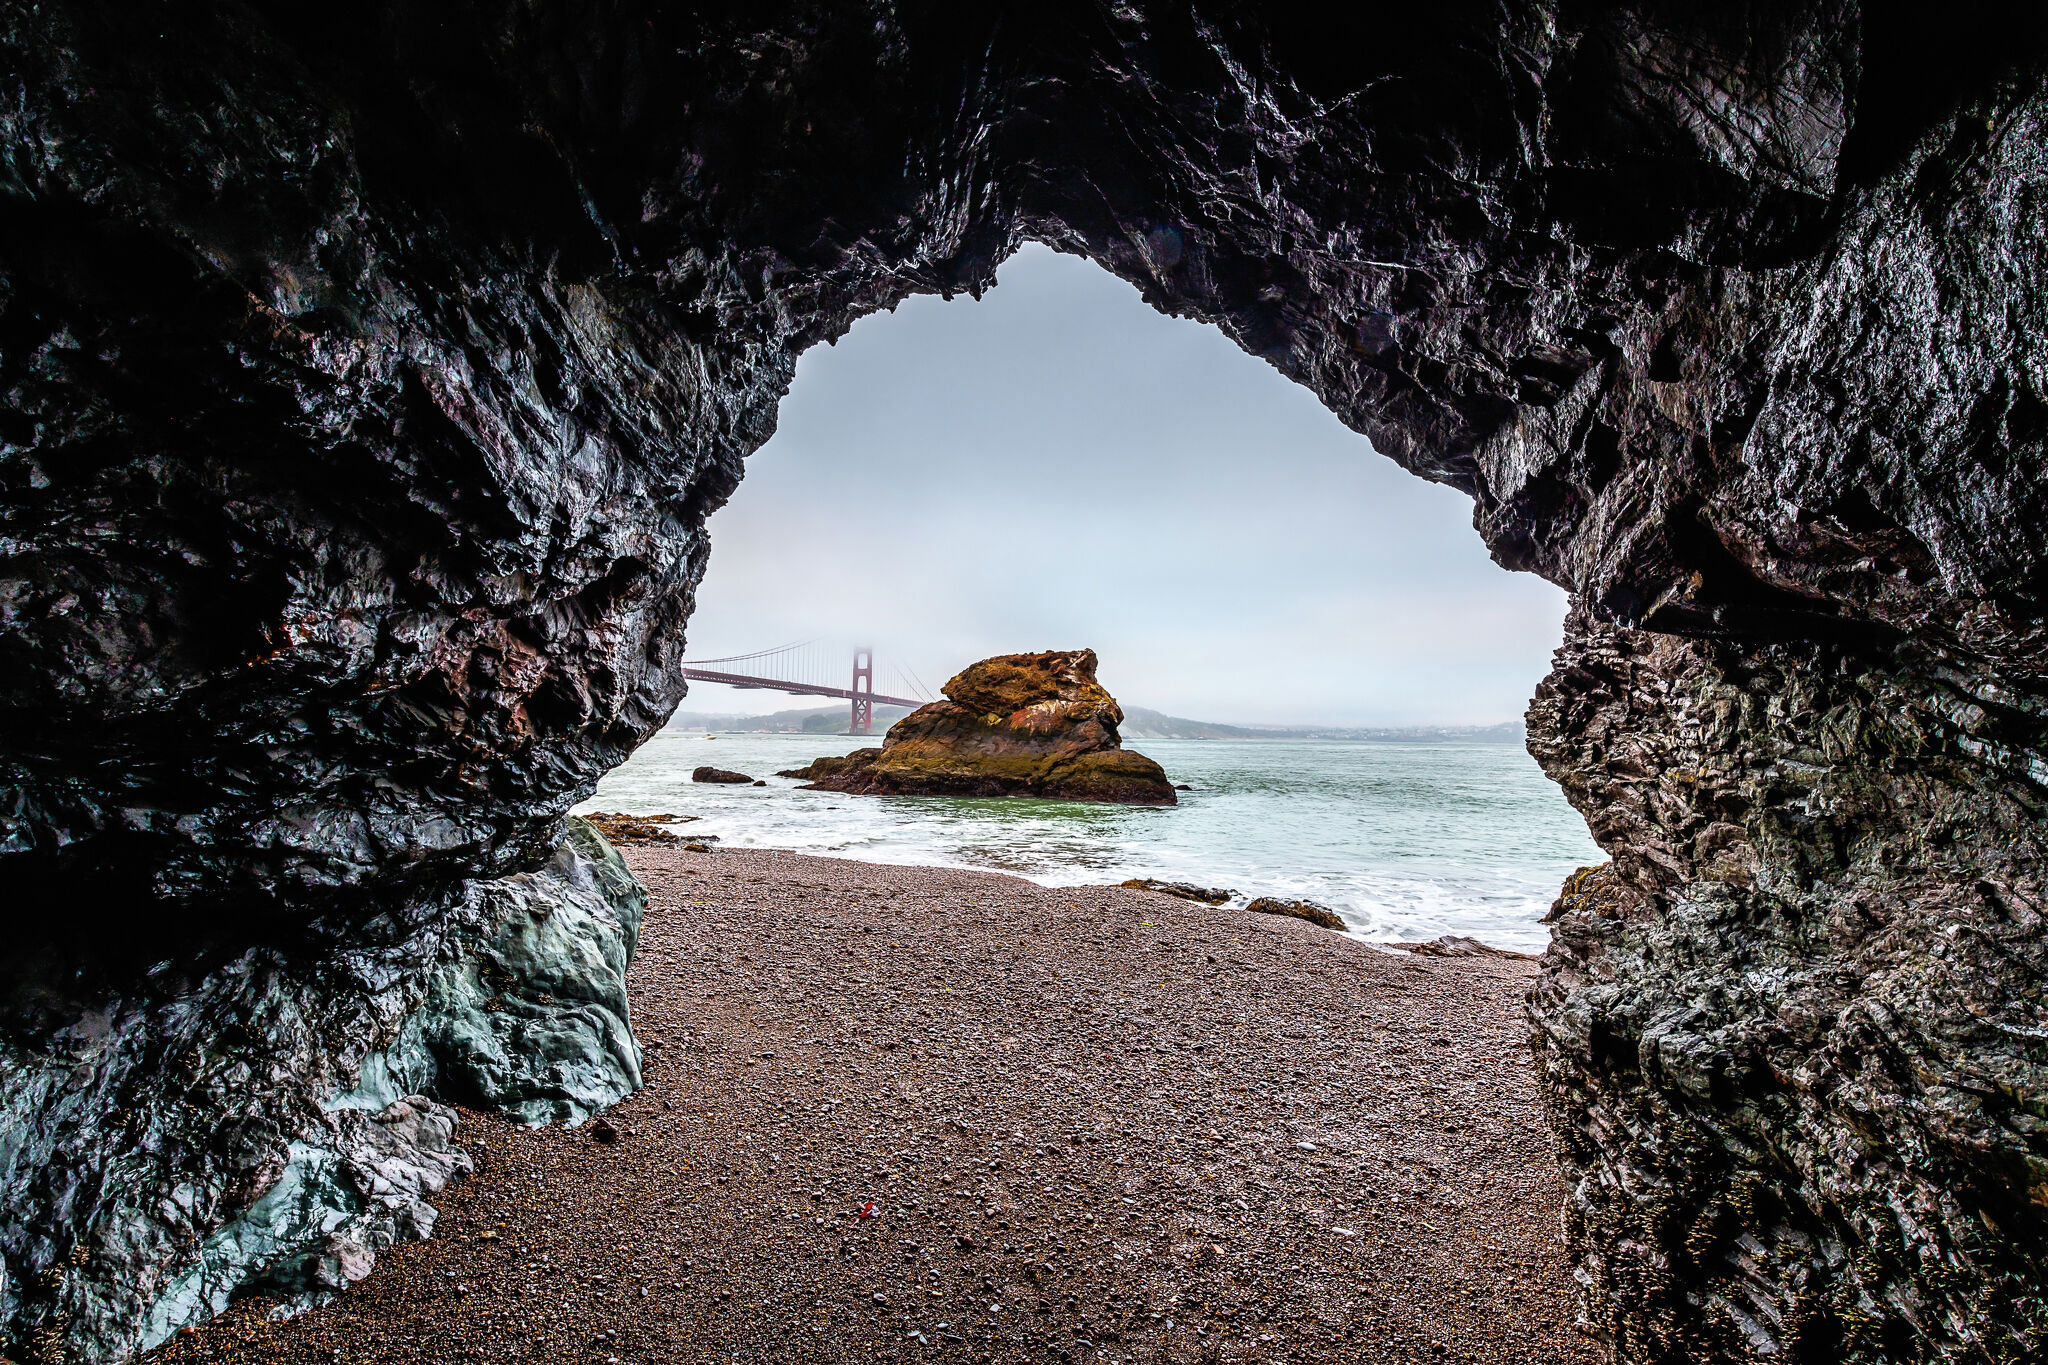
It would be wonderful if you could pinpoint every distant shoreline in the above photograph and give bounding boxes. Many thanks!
[662,702,1527,745]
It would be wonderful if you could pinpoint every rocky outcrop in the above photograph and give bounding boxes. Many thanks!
[0,818,643,1362]
[788,651,1176,804]
[3,4,2047,1360]
[382,816,645,1127]
[1393,935,1532,960]
[1121,879,1234,904]
[691,767,754,785]
[1246,898,1346,932]
[581,811,697,845]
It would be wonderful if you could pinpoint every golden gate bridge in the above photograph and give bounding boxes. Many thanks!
[680,643,932,735]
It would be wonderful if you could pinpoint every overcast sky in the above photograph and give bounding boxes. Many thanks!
[679,244,1569,726]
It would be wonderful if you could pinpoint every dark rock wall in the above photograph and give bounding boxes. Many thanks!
[1530,619,2048,1361]
[2,3,2045,1361]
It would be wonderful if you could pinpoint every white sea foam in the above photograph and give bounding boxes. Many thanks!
[576,732,1604,953]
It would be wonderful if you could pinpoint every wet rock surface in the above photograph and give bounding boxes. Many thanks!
[154,849,1593,1365]
[0,819,643,1361]
[1526,620,2048,1362]
[1,3,2046,1359]
[691,767,755,785]
[580,811,698,845]
[1392,937,1535,961]
[1245,899,1347,933]
[791,651,1176,805]
[1122,880,1237,906]
[380,816,646,1127]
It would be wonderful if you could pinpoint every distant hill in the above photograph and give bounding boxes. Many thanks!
[1118,707,1267,740]
[666,702,917,734]
[1120,705,1524,744]
[669,700,1523,743]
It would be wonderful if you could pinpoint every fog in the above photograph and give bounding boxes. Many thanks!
[680,244,1568,727]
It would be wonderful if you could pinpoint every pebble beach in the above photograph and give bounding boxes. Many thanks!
[156,848,1595,1365]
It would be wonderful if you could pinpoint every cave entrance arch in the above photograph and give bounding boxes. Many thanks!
[696,244,1571,734]
[666,239,1599,948]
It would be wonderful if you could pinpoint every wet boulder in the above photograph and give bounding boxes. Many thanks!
[1245,897,1347,931]
[1122,879,1234,904]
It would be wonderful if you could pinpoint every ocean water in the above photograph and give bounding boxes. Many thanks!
[576,731,1603,953]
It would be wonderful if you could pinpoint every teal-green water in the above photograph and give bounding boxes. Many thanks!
[579,732,1601,953]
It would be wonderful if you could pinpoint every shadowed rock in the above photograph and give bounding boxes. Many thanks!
[787,651,1176,805]
[691,767,754,785]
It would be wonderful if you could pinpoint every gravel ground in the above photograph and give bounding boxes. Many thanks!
[155,849,1596,1365]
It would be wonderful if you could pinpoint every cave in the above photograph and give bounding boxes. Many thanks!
[3,3,2046,1361]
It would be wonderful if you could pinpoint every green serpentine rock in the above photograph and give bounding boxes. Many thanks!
[0,818,643,1360]
[375,816,645,1128]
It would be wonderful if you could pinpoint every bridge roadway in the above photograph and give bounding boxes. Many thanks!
[679,666,924,709]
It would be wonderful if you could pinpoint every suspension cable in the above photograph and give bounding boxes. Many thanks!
[680,639,814,667]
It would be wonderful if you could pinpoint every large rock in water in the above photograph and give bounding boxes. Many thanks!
[2,4,2047,1360]
[787,650,1175,804]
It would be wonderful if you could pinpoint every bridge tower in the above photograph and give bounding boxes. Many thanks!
[850,646,874,735]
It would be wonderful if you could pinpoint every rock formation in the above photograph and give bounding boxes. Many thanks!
[1245,897,1346,931]
[581,811,698,845]
[0,817,642,1361]
[1121,879,1234,904]
[785,650,1176,804]
[2,4,2045,1360]
[1393,934,1533,960]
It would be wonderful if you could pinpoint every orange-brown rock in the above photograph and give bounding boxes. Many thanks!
[783,650,1175,805]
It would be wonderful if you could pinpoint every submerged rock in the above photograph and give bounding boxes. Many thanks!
[790,651,1176,805]
[1245,897,1346,931]
[0,818,644,1361]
